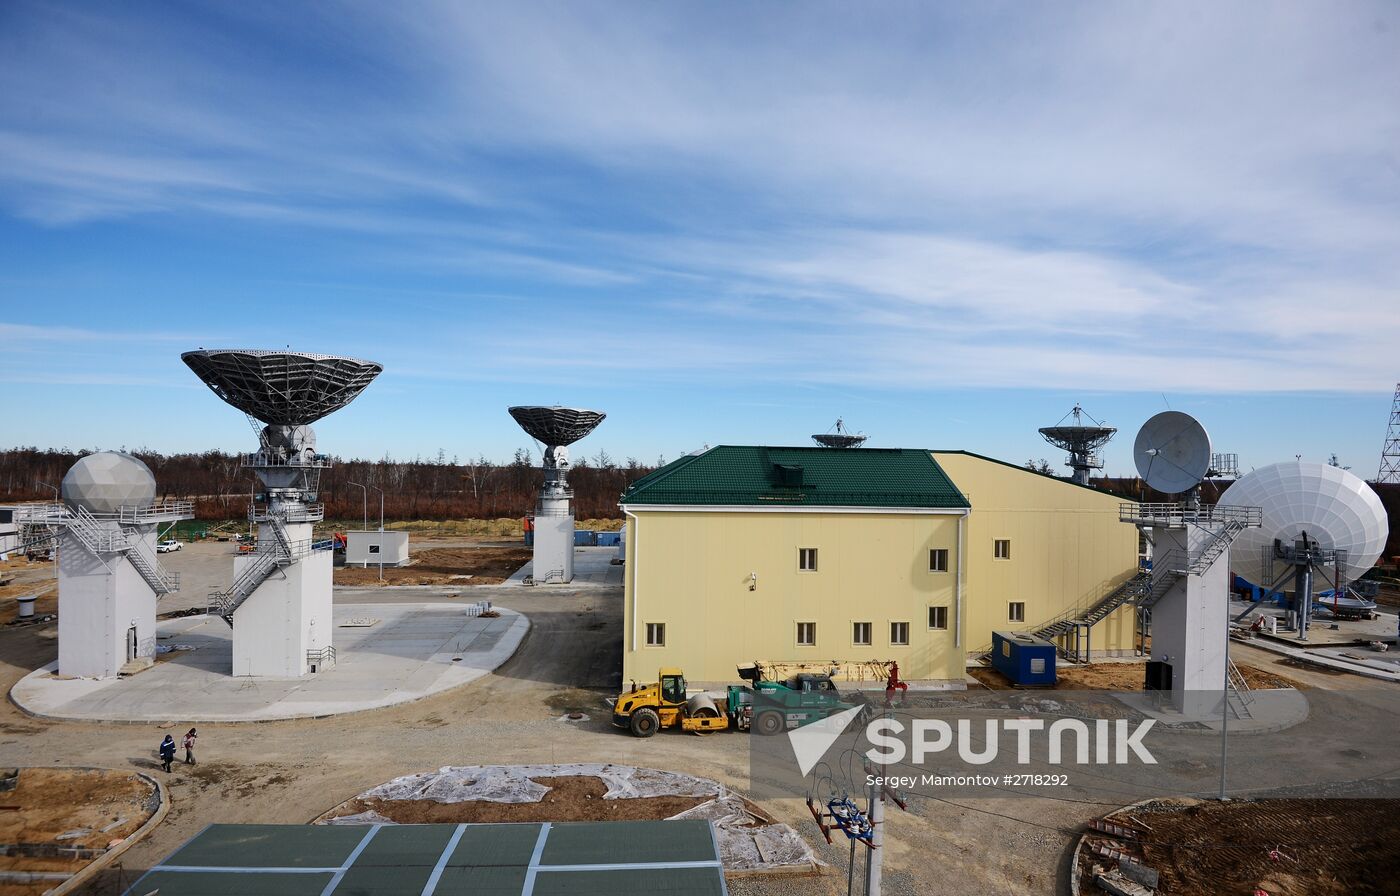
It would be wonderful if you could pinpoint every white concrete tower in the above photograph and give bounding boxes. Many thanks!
[1127,411,1261,716]
[508,406,606,585]
[17,452,192,678]
[1125,506,1257,715]
[183,349,382,677]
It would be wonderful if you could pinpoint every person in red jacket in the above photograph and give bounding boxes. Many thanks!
[182,728,198,765]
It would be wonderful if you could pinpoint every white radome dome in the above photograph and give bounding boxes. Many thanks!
[61,451,157,514]
[1218,461,1388,585]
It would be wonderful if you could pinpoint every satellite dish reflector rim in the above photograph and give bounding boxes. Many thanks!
[507,406,606,447]
[1133,410,1212,494]
[1219,460,1389,584]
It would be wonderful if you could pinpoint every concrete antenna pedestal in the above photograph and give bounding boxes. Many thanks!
[15,452,193,679]
[183,349,381,677]
[508,406,606,585]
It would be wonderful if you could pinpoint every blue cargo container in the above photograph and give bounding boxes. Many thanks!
[595,531,622,547]
[990,631,1057,686]
[574,530,597,546]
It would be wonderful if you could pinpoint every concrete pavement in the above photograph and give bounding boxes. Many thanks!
[12,603,527,722]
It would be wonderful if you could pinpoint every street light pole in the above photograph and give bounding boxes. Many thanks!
[348,482,368,533]
[37,481,59,579]
[348,482,368,567]
[368,485,384,582]
[1219,576,1232,802]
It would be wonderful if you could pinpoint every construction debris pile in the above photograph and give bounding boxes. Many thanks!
[319,763,819,874]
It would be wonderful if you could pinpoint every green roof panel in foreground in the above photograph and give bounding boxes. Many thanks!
[620,446,970,509]
[123,821,727,896]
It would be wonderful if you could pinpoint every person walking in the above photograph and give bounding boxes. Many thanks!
[182,728,198,765]
[159,735,176,773]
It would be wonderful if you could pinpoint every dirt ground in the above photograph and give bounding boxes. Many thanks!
[0,768,157,895]
[1080,798,1400,896]
[322,775,715,824]
[969,661,1305,691]
[333,546,533,586]
[0,564,1387,896]
[0,558,57,625]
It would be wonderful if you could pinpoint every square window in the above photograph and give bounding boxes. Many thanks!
[890,621,910,646]
[796,621,817,646]
[798,548,818,571]
[645,622,666,647]
[368,544,381,554]
[852,621,872,646]
[994,539,1011,560]
[928,606,948,630]
[1009,601,1025,622]
[928,548,949,572]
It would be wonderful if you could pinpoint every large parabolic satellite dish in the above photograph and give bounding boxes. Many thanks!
[1218,461,1388,585]
[182,349,383,425]
[508,406,606,447]
[1133,411,1212,494]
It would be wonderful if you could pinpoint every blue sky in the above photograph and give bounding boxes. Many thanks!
[1,2,1397,475]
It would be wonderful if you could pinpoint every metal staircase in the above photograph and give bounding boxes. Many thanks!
[1225,658,1254,719]
[1031,572,1147,647]
[973,502,1261,666]
[1187,516,1254,576]
[974,545,1194,665]
[123,535,182,595]
[55,505,182,595]
[208,516,294,624]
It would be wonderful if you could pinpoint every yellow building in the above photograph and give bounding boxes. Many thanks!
[619,446,1140,684]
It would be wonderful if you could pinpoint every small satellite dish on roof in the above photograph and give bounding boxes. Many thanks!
[1133,411,1211,494]
[812,418,867,449]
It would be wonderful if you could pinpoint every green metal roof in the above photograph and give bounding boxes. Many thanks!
[620,446,970,509]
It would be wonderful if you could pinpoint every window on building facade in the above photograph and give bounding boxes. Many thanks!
[929,548,949,572]
[890,621,910,646]
[796,621,817,646]
[928,606,948,629]
[1008,602,1025,622]
[646,622,666,646]
[994,539,1011,560]
[853,621,872,646]
[798,548,818,571]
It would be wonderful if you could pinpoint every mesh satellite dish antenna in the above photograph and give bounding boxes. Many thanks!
[1133,411,1211,494]
[1039,404,1115,484]
[812,418,867,449]
[508,406,605,586]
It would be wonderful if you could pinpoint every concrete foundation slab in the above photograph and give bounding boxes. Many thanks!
[11,602,528,722]
[1113,687,1310,733]
[507,547,622,588]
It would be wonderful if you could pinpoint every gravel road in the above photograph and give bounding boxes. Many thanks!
[0,582,1101,895]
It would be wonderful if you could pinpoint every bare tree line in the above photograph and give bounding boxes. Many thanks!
[0,447,657,521]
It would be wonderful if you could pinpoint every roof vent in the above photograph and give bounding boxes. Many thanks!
[774,463,805,487]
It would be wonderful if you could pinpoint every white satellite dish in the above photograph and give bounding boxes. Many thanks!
[1218,461,1389,586]
[1133,411,1212,494]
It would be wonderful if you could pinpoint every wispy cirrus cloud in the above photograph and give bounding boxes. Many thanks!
[1,0,1397,403]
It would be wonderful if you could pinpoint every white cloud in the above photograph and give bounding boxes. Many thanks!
[1,3,1398,396]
